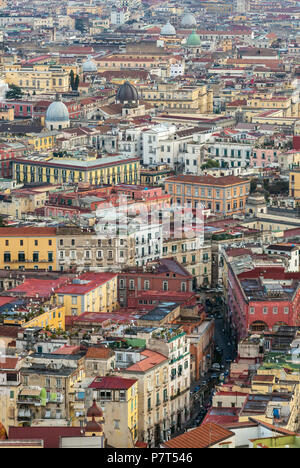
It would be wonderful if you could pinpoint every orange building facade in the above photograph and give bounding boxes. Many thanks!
[165,174,250,216]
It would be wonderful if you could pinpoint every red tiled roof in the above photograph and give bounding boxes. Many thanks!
[0,325,21,338]
[55,272,117,295]
[125,349,167,372]
[135,441,148,448]
[7,278,70,298]
[89,376,137,390]
[162,422,234,449]
[0,227,56,237]
[226,248,252,257]
[0,357,18,370]
[0,297,16,308]
[8,427,83,448]
[85,347,113,359]
[249,418,300,436]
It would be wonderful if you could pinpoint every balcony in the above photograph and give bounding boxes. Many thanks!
[17,409,33,420]
[18,398,41,408]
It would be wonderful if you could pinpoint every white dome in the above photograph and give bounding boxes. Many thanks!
[161,21,176,36]
[45,97,69,123]
[83,56,97,73]
[181,13,197,28]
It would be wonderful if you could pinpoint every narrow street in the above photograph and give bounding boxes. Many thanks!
[182,293,238,433]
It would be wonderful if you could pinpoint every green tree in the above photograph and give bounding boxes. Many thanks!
[74,74,79,91]
[201,159,220,170]
[6,84,23,99]
[69,70,75,90]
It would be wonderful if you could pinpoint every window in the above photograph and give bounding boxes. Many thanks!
[129,279,135,290]
[250,307,255,314]
[4,252,11,262]
[284,307,289,314]
[18,252,25,262]
[71,296,77,305]
[114,419,120,430]
[263,307,268,315]
[144,280,150,290]
[70,251,76,260]
[163,281,168,291]
[33,252,39,262]
[273,307,278,314]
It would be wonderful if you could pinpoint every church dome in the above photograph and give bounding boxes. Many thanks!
[85,420,103,433]
[161,22,176,36]
[187,30,201,47]
[45,95,69,123]
[87,399,104,419]
[116,81,139,103]
[83,56,97,73]
[181,13,197,28]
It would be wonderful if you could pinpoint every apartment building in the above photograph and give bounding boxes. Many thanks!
[118,349,169,447]
[54,272,118,317]
[4,64,70,95]
[206,141,253,168]
[118,258,194,308]
[162,236,211,288]
[0,227,57,271]
[18,352,84,426]
[140,83,213,113]
[165,174,250,216]
[227,265,300,339]
[13,154,140,186]
[87,376,138,448]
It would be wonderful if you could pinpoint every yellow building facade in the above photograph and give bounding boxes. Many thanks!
[27,132,58,151]
[4,64,70,95]
[290,167,300,198]
[23,305,65,331]
[140,83,213,113]
[54,273,118,317]
[13,155,140,186]
[0,227,57,271]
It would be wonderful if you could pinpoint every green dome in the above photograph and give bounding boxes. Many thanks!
[187,30,201,47]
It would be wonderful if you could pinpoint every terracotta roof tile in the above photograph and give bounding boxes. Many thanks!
[85,347,114,359]
[163,422,234,449]
[125,349,167,372]
[8,427,83,448]
[89,376,137,390]
[0,227,57,237]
